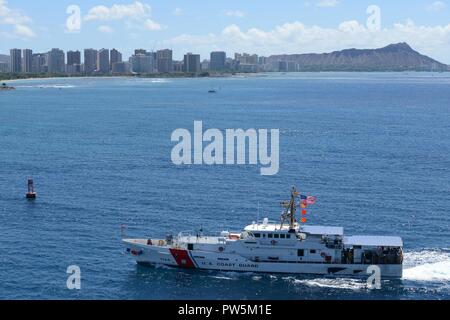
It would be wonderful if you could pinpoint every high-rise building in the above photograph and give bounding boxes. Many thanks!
[10,49,22,73]
[277,61,288,72]
[97,49,110,74]
[84,49,98,74]
[183,53,201,73]
[156,49,173,73]
[129,53,154,73]
[226,58,240,71]
[258,56,267,65]
[47,48,65,73]
[67,51,81,66]
[201,60,210,71]
[134,49,147,55]
[235,53,258,65]
[22,49,33,73]
[32,53,47,73]
[173,61,184,72]
[210,51,226,71]
[112,62,130,74]
[110,49,122,71]
[0,62,10,73]
[66,50,81,74]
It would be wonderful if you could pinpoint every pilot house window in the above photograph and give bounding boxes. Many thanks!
[254,233,261,238]
[298,249,304,257]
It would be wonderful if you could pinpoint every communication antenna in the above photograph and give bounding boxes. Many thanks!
[257,201,260,225]
[280,186,300,231]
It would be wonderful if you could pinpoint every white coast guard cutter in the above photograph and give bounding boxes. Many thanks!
[123,187,403,278]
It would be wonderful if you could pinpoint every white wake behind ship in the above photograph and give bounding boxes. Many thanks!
[123,187,403,278]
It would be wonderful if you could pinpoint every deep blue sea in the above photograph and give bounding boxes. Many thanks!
[0,73,449,300]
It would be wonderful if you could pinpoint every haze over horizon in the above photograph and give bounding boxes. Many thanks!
[1,0,450,63]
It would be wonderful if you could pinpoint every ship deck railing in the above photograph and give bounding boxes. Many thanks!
[177,231,242,245]
[177,235,226,245]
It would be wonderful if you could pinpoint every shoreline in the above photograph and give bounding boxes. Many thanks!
[0,72,239,82]
[1,70,449,83]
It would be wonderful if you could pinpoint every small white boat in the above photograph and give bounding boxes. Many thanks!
[123,187,403,278]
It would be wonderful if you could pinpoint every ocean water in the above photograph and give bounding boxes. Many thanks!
[0,73,449,300]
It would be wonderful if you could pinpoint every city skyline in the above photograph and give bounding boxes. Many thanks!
[1,47,236,74]
[2,41,449,76]
[1,1,450,63]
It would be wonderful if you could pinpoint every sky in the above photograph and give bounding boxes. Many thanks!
[1,0,450,63]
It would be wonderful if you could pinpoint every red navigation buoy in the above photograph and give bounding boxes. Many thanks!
[26,178,37,199]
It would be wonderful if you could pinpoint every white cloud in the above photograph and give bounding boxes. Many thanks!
[0,0,35,38]
[98,25,114,33]
[426,1,446,12]
[167,20,450,64]
[143,18,162,31]
[316,0,339,8]
[14,24,35,38]
[338,20,366,33]
[85,1,151,21]
[225,10,246,18]
[84,1,163,33]
[173,8,183,16]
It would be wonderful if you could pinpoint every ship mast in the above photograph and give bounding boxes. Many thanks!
[280,187,300,231]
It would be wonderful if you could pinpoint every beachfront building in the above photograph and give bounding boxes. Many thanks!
[67,50,81,66]
[156,49,173,73]
[110,49,122,71]
[201,60,210,71]
[84,49,98,75]
[31,53,48,73]
[22,49,33,73]
[129,53,154,73]
[47,48,65,73]
[112,62,130,74]
[183,53,201,73]
[10,49,22,73]
[210,51,226,71]
[97,49,110,74]
[0,62,9,73]
[66,50,81,74]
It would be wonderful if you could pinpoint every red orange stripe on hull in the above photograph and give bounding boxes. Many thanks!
[169,248,196,269]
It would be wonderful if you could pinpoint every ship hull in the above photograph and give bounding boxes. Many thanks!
[124,240,403,279]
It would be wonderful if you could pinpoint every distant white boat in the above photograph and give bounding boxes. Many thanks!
[123,187,403,278]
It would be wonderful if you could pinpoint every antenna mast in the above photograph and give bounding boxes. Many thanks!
[280,186,300,230]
